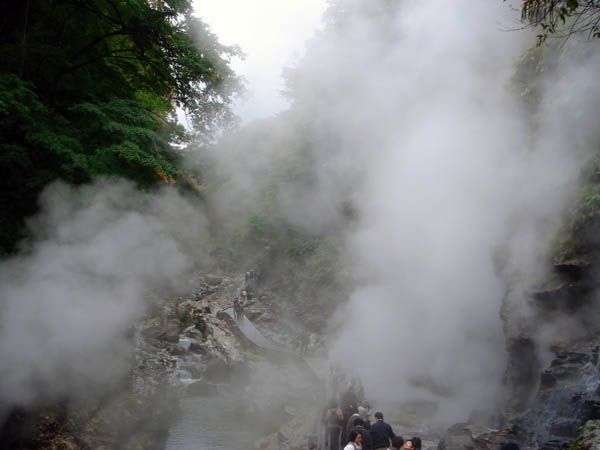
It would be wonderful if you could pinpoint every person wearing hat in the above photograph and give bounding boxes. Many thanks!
[369,411,395,450]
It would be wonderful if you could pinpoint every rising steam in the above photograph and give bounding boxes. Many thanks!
[0,179,209,415]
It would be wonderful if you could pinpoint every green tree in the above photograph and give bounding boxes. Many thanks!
[520,0,600,43]
[0,0,241,252]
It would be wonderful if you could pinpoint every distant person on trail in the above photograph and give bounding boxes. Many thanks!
[344,430,363,450]
[324,399,344,450]
[390,436,404,450]
[347,417,372,450]
[238,291,247,319]
[370,412,395,450]
[298,330,309,355]
[233,298,240,320]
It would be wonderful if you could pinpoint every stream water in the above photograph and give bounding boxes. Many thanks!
[164,305,328,450]
[165,395,263,450]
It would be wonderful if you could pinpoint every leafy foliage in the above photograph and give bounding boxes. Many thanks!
[520,0,600,44]
[0,0,241,252]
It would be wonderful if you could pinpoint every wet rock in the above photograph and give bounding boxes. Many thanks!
[548,420,578,438]
[188,342,207,355]
[159,320,181,343]
[141,325,162,339]
[169,345,187,356]
[205,275,223,286]
[510,336,600,447]
[582,400,600,421]
[438,423,482,450]
[245,310,263,321]
[504,335,541,410]
[574,420,600,450]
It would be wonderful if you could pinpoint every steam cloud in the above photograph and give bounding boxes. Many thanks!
[3,0,600,433]
[204,0,600,425]
[0,179,209,414]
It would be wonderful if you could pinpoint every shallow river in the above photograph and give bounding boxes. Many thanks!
[165,395,263,450]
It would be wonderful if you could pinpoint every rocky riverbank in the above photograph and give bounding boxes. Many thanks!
[0,272,326,450]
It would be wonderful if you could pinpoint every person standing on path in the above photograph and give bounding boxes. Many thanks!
[369,412,395,450]
[343,430,363,450]
[324,399,344,450]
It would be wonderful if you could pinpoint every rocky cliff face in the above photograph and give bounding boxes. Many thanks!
[438,202,600,449]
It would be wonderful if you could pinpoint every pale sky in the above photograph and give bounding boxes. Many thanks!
[193,0,327,123]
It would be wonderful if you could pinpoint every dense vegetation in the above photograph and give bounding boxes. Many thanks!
[0,0,240,253]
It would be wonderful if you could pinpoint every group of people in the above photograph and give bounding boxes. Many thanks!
[233,291,246,320]
[323,389,422,450]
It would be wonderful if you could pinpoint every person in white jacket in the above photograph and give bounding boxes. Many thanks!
[344,430,363,450]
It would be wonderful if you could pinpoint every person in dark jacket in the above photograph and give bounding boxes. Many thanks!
[390,436,404,450]
[347,418,373,450]
[411,437,421,450]
[369,412,395,450]
[340,383,359,443]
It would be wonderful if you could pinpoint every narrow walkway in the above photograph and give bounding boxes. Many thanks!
[222,305,329,383]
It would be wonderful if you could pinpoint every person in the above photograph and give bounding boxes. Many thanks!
[340,384,359,444]
[347,417,373,450]
[411,437,421,450]
[403,440,413,450]
[370,412,395,450]
[233,298,240,320]
[358,400,372,427]
[344,430,363,450]
[299,330,309,355]
[324,399,344,450]
[346,413,362,432]
[390,436,404,450]
[238,291,247,319]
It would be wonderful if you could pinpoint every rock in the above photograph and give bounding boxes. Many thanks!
[205,275,223,286]
[575,420,600,450]
[169,345,187,356]
[438,423,510,450]
[582,401,600,421]
[509,336,600,447]
[141,325,162,339]
[189,342,207,355]
[438,423,482,450]
[245,310,263,321]
[158,320,181,343]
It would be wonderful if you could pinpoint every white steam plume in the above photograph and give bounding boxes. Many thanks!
[0,179,209,413]
[200,0,600,425]
[322,1,600,423]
